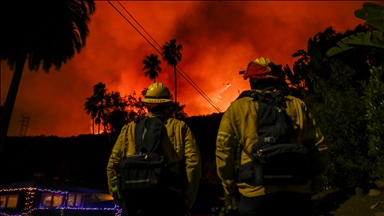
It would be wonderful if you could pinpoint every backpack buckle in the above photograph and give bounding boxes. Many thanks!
[264,137,275,143]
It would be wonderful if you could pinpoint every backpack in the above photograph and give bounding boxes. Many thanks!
[118,115,169,191]
[237,87,309,186]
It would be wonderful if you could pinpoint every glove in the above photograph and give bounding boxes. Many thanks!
[111,176,123,205]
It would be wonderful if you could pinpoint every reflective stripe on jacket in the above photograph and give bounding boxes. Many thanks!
[216,92,329,197]
[106,112,202,209]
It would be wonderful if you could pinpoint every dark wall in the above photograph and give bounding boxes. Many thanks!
[1,134,111,190]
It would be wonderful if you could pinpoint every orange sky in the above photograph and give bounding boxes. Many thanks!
[0,1,377,137]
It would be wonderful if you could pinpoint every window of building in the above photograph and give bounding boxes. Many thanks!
[41,193,52,207]
[0,196,5,209]
[40,193,63,208]
[67,193,83,207]
[52,194,63,207]
[0,194,19,209]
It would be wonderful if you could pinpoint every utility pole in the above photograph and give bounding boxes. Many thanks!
[19,114,30,136]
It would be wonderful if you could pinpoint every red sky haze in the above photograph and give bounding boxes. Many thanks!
[1,1,377,137]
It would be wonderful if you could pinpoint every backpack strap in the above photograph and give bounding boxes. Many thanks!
[236,90,259,100]
[236,85,279,101]
[134,115,166,154]
[134,117,148,154]
[241,144,253,160]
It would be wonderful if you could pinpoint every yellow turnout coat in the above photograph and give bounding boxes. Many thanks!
[216,92,329,197]
[107,112,202,209]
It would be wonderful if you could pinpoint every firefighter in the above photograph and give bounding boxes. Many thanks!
[107,82,202,216]
[216,57,329,216]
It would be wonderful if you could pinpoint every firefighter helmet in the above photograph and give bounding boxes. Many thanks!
[142,82,172,103]
[239,57,283,80]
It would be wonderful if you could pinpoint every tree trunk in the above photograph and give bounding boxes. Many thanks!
[174,66,177,103]
[92,118,95,135]
[174,66,177,119]
[1,53,27,155]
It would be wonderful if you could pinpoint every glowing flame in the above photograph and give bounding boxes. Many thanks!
[89,119,105,134]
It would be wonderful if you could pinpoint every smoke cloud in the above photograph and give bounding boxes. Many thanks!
[0,1,375,136]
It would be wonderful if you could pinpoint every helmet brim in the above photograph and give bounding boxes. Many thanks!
[142,98,172,103]
[242,61,282,80]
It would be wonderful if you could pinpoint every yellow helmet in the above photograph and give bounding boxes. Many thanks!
[142,82,172,103]
[239,57,282,80]
[254,57,272,67]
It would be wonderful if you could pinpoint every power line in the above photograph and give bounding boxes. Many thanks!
[107,0,223,113]
[177,66,223,112]
[116,1,162,50]
[110,0,222,112]
[107,1,160,54]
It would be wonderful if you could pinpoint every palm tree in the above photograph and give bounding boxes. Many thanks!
[162,39,183,103]
[92,82,107,134]
[84,96,98,135]
[142,54,162,83]
[85,82,107,135]
[0,0,95,150]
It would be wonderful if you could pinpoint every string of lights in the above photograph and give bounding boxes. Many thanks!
[0,187,121,216]
[107,0,223,113]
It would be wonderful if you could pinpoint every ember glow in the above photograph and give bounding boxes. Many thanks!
[0,1,376,136]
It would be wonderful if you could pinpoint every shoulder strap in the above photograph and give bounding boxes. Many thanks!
[236,90,259,100]
[134,117,147,154]
[236,85,280,101]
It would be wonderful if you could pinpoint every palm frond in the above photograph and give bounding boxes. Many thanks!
[326,30,384,57]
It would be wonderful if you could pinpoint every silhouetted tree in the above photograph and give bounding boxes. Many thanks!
[162,39,182,104]
[0,0,95,154]
[104,91,129,134]
[85,83,115,135]
[126,91,146,121]
[90,82,107,134]
[142,54,162,83]
[283,24,379,188]
[85,83,148,136]
[326,2,384,57]
[105,109,128,135]
[169,102,188,121]
[85,83,190,144]
[284,24,378,99]
[84,96,98,134]
[281,3,384,188]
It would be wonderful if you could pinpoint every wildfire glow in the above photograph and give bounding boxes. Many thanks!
[0,1,373,136]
